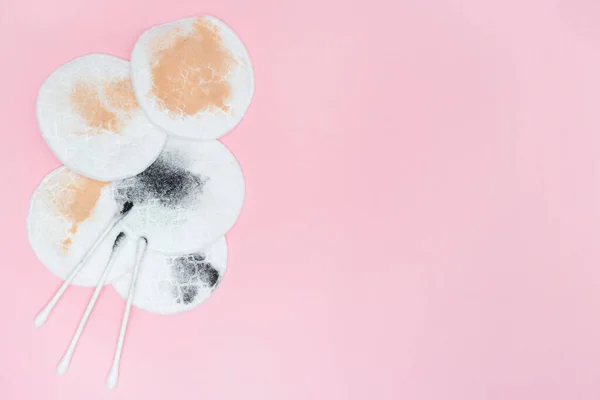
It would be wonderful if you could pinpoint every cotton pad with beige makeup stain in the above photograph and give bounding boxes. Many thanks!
[130,16,255,140]
[27,167,136,286]
[37,54,167,181]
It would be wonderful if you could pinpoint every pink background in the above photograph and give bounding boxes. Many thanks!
[2,0,600,399]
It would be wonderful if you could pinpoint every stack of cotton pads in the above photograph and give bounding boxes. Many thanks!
[28,16,253,389]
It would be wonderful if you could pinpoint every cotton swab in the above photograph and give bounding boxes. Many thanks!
[107,236,148,389]
[56,232,127,376]
[34,201,133,327]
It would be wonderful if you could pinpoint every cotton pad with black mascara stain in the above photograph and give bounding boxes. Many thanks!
[114,137,245,254]
[111,237,227,314]
[114,155,209,208]
[37,54,167,181]
[27,167,136,286]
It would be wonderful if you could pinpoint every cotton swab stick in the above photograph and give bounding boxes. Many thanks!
[34,201,134,327]
[107,236,148,389]
[56,232,127,376]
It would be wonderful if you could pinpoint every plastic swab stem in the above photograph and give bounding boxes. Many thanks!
[57,232,127,376]
[107,236,148,389]
[34,202,133,328]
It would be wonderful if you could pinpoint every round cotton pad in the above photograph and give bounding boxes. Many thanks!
[27,167,136,286]
[112,237,227,314]
[37,54,167,181]
[113,138,245,254]
[130,16,255,140]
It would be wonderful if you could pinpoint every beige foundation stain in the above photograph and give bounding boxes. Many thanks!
[51,171,109,252]
[70,77,139,135]
[149,18,236,118]
[104,78,138,113]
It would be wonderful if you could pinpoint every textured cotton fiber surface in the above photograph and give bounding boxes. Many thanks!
[112,237,227,314]
[131,16,254,140]
[27,167,136,286]
[114,138,245,254]
[37,54,167,181]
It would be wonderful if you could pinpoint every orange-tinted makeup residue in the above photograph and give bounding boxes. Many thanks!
[53,173,109,252]
[104,78,139,113]
[70,77,139,135]
[150,18,236,117]
[71,82,119,133]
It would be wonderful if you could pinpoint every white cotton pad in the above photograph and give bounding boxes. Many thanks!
[112,237,227,314]
[27,167,136,286]
[113,137,245,254]
[37,54,167,181]
[130,16,255,140]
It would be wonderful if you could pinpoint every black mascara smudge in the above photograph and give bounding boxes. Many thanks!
[180,286,199,305]
[112,232,126,249]
[114,154,209,208]
[198,262,220,287]
[120,201,134,215]
[170,253,220,304]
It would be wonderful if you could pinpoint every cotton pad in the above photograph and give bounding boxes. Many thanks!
[113,138,245,254]
[130,16,255,140]
[37,54,167,181]
[27,167,136,286]
[112,237,227,314]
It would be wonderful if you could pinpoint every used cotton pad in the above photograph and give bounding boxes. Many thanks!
[37,54,167,181]
[112,237,227,314]
[27,167,136,286]
[114,138,245,254]
[130,16,255,140]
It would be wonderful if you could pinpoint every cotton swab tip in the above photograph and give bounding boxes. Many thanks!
[34,308,50,327]
[106,367,119,389]
[121,201,134,215]
[56,355,71,376]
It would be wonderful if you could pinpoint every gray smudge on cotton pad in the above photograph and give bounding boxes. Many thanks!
[114,149,209,209]
[170,252,221,305]
[113,137,245,255]
[111,237,227,314]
